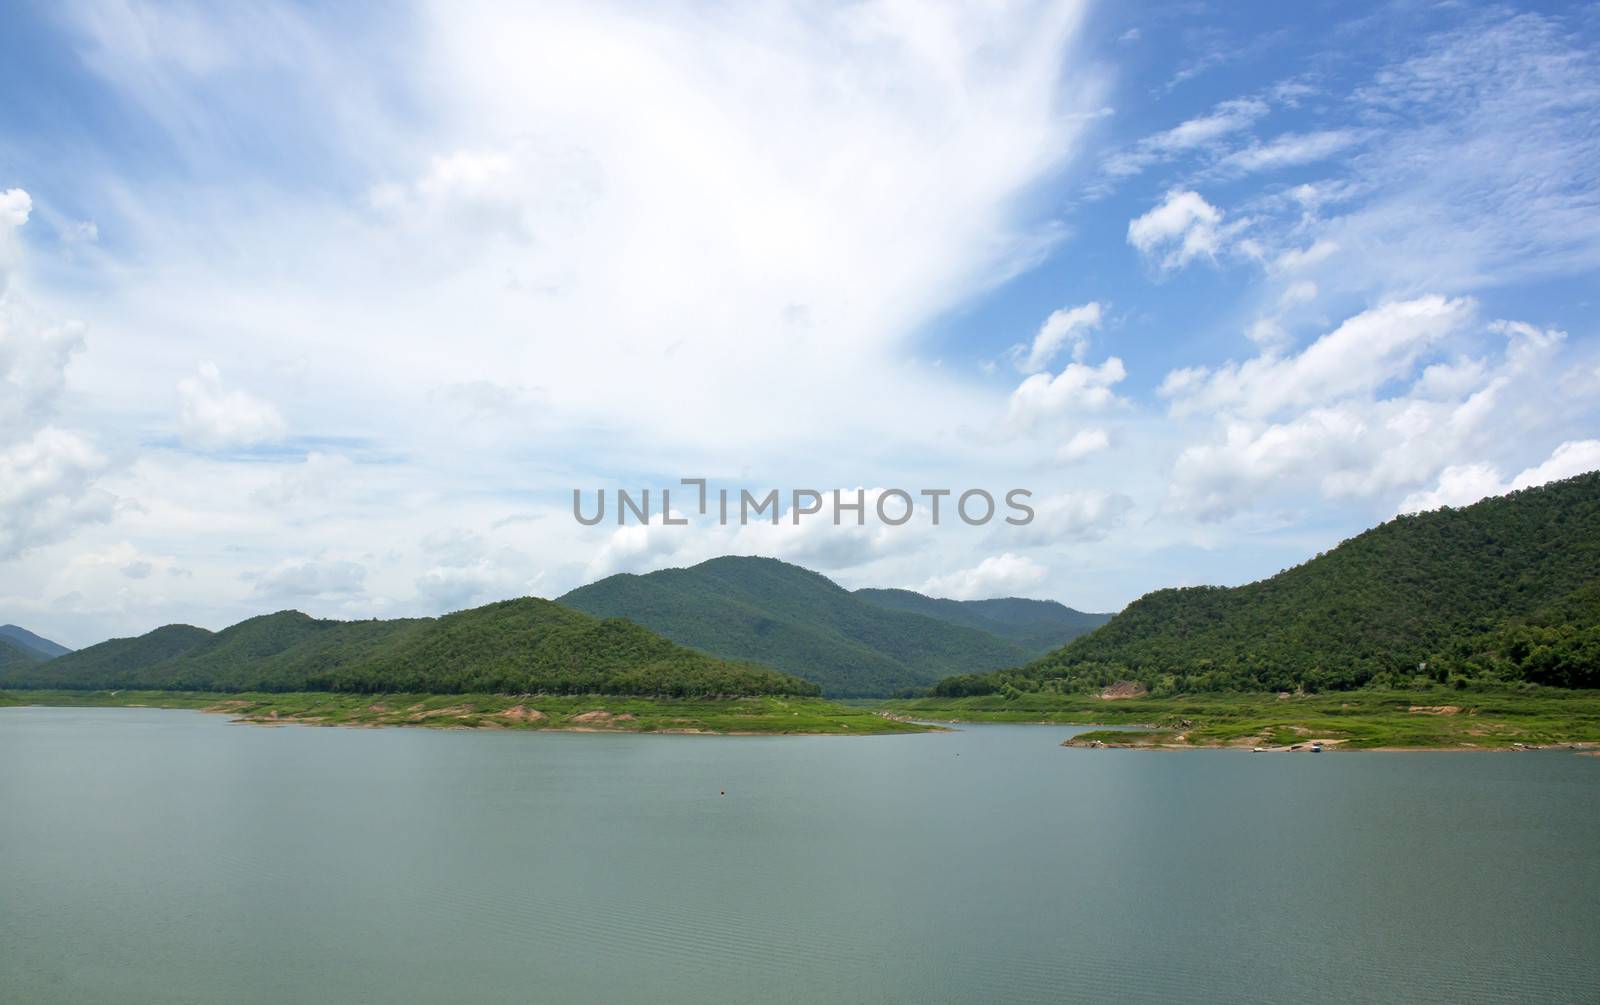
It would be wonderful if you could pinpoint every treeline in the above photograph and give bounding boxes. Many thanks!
[933,472,1600,697]
[0,598,819,698]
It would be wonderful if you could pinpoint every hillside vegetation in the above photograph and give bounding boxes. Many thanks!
[851,589,1110,652]
[0,599,817,698]
[559,556,1035,696]
[933,472,1600,697]
[0,625,72,659]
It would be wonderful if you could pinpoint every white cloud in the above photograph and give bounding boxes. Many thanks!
[1057,427,1110,463]
[920,552,1047,600]
[1509,440,1600,491]
[1017,301,1102,372]
[0,190,113,559]
[1400,440,1600,513]
[1221,129,1364,173]
[1102,98,1267,178]
[1007,356,1127,431]
[1167,308,1573,520]
[1127,190,1233,271]
[248,558,367,604]
[250,451,354,506]
[177,362,287,449]
[1160,296,1473,420]
[0,188,33,288]
[1008,490,1133,545]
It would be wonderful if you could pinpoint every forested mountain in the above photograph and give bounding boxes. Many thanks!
[851,589,1111,653]
[933,472,1600,697]
[0,625,72,659]
[0,637,46,673]
[1,600,817,697]
[559,556,1034,696]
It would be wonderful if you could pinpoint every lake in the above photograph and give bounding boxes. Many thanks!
[2,706,1597,1003]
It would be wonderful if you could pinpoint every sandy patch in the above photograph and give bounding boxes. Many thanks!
[1094,681,1148,700]
[1409,705,1462,715]
[570,710,615,725]
[496,705,547,723]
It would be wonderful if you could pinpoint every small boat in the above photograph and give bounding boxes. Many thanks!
[1310,742,1323,753]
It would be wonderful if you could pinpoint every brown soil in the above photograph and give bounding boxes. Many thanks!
[570,710,615,725]
[1094,681,1149,700]
[496,705,547,723]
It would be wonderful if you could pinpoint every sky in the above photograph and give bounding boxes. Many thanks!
[2,0,1599,648]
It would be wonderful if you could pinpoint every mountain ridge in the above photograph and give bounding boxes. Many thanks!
[559,556,1060,697]
[932,472,1600,696]
[0,599,817,697]
[0,625,72,660]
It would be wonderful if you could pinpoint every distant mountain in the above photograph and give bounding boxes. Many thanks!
[933,471,1600,697]
[851,590,1111,654]
[559,556,1036,696]
[0,600,816,697]
[0,625,72,660]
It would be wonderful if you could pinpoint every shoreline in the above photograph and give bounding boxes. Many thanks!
[2,690,942,737]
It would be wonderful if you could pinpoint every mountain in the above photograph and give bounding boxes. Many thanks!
[0,637,47,673]
[934,471,1600,697]
[850,590,1111,654]
[0,625,72,660]
[559,556,1035,696]
[0,599,817,697]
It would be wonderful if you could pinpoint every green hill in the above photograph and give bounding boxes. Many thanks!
[559,556,1034,696]
[851,589,1111,654]
[933,472,1600,697]
[0,637,47,673]
[0,625,72,659]
[1,599,816,698]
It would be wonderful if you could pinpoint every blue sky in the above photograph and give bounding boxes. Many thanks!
[2,1,1598,646]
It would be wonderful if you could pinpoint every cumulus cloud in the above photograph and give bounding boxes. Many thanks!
[920,552,1047,600]
[1166,308,1572,520]
[177,362,287,449]
[1127,190,1235,271]
[1400,440,1600,513]
[1017,302,1102,373]
[1007,357,1127,431]
[1161,296,1473,419]
[0,189,113,559]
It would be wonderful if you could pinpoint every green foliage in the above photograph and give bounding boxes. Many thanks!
[0,638,46,673]
[888,688,1600,748]
[850,589,1111,653]
[932,472,1600,696]
[559,556,1034,696]
[0,625,72,659]
[0,599,818,698]
[12,690,931,734]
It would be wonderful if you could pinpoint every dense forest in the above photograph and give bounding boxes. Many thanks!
[933,472,1600,697]
[851,589,1110,652]
[559,556,1052,696]
[0,598,818,698]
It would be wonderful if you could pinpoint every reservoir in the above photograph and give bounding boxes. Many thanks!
[2,706,1596,1003]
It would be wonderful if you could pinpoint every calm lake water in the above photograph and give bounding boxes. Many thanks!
[2,707,1597,1004]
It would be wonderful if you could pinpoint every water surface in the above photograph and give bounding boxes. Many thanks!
[3,707,1597,1003]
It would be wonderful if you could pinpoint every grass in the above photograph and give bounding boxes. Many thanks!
[7,690,939,735]
[882,687,1600,749]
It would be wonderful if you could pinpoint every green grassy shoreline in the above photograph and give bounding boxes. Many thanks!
[881,688,1600,750]
[0,690,937,735]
